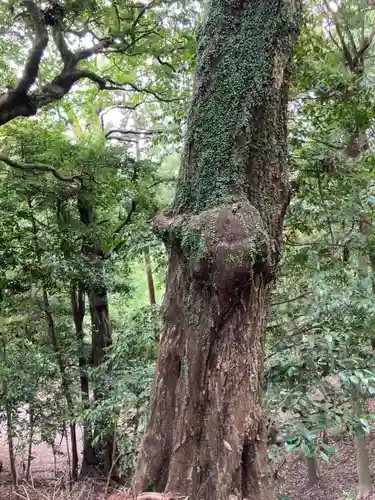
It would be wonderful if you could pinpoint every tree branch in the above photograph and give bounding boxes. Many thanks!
[0,0,188,127]
[100,101,146,118]
[103,200,137,259]
[73,39,112,64]
[0,154,80,183]
[352,25,375,67]
[105,129,166,139]
[51,25,73,68]
[104,78,186,102]
[271,291,312,307]
[323,0,355,70]
[147,177,176,189]
[16,0,48,94]
[154,55,177,73]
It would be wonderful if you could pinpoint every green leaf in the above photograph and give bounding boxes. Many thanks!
[320,443,337,454]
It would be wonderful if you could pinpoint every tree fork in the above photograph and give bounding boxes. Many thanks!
[132,1,301,499]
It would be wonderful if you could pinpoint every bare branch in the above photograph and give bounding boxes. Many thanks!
[133,5,148,28]
[105,128,166,138]
[323,0,355,70]
[100,101,146,118]
[103,200,137,259]
[132,0,157,28]
[147,177,176,189]
[327,25,341,51]
[104,78,185,102]
[353,25,375,67]
[271,291,312,307]
[154,55,177,73]
[0,154,80,183]
[16,0,48,94]
[73,39,112,64]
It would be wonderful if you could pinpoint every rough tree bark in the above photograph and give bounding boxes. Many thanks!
[132,1,301,499]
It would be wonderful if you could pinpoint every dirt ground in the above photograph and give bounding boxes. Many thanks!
[1,418,375,499]
[276,431,375,500]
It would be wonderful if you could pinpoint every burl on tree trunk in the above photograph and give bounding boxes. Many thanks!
[132,1,301,499]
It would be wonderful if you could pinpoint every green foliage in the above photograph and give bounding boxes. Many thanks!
[265,0,375,472]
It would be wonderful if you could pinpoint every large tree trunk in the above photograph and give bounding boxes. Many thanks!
[132,1,301,499]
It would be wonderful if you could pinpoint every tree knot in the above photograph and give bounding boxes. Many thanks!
[155,201,272,290]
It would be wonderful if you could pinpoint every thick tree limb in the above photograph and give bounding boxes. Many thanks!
[0,3,182,127]
[16,0,48,94]
[0,154,80,183]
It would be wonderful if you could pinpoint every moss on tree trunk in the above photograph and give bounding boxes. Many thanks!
[133,1,302,498]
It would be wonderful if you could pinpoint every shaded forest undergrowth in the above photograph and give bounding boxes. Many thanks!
[277,428,375,500]
[2,404,375,500]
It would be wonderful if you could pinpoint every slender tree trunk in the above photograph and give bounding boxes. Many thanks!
[88,281,117,477]
[355,435,372,498]
[144,247,156,306]
[306,456,319,487]
[5,389,17,487]
[77,191,118,478]
[354,242,373,497]
[345,111,373,500]
[42,287,79,481]
[71,284,88,405]
[26,406,34,481]
[71,283,94,473]
[132,2,301,499]
[29,201,79,481]
[352,396,373,498]
[0,344,17,487]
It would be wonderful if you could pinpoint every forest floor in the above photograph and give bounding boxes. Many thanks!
[276,397,375,500]
[0,422,116,499]
[1,413,375,499]
[276,431,375,500]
